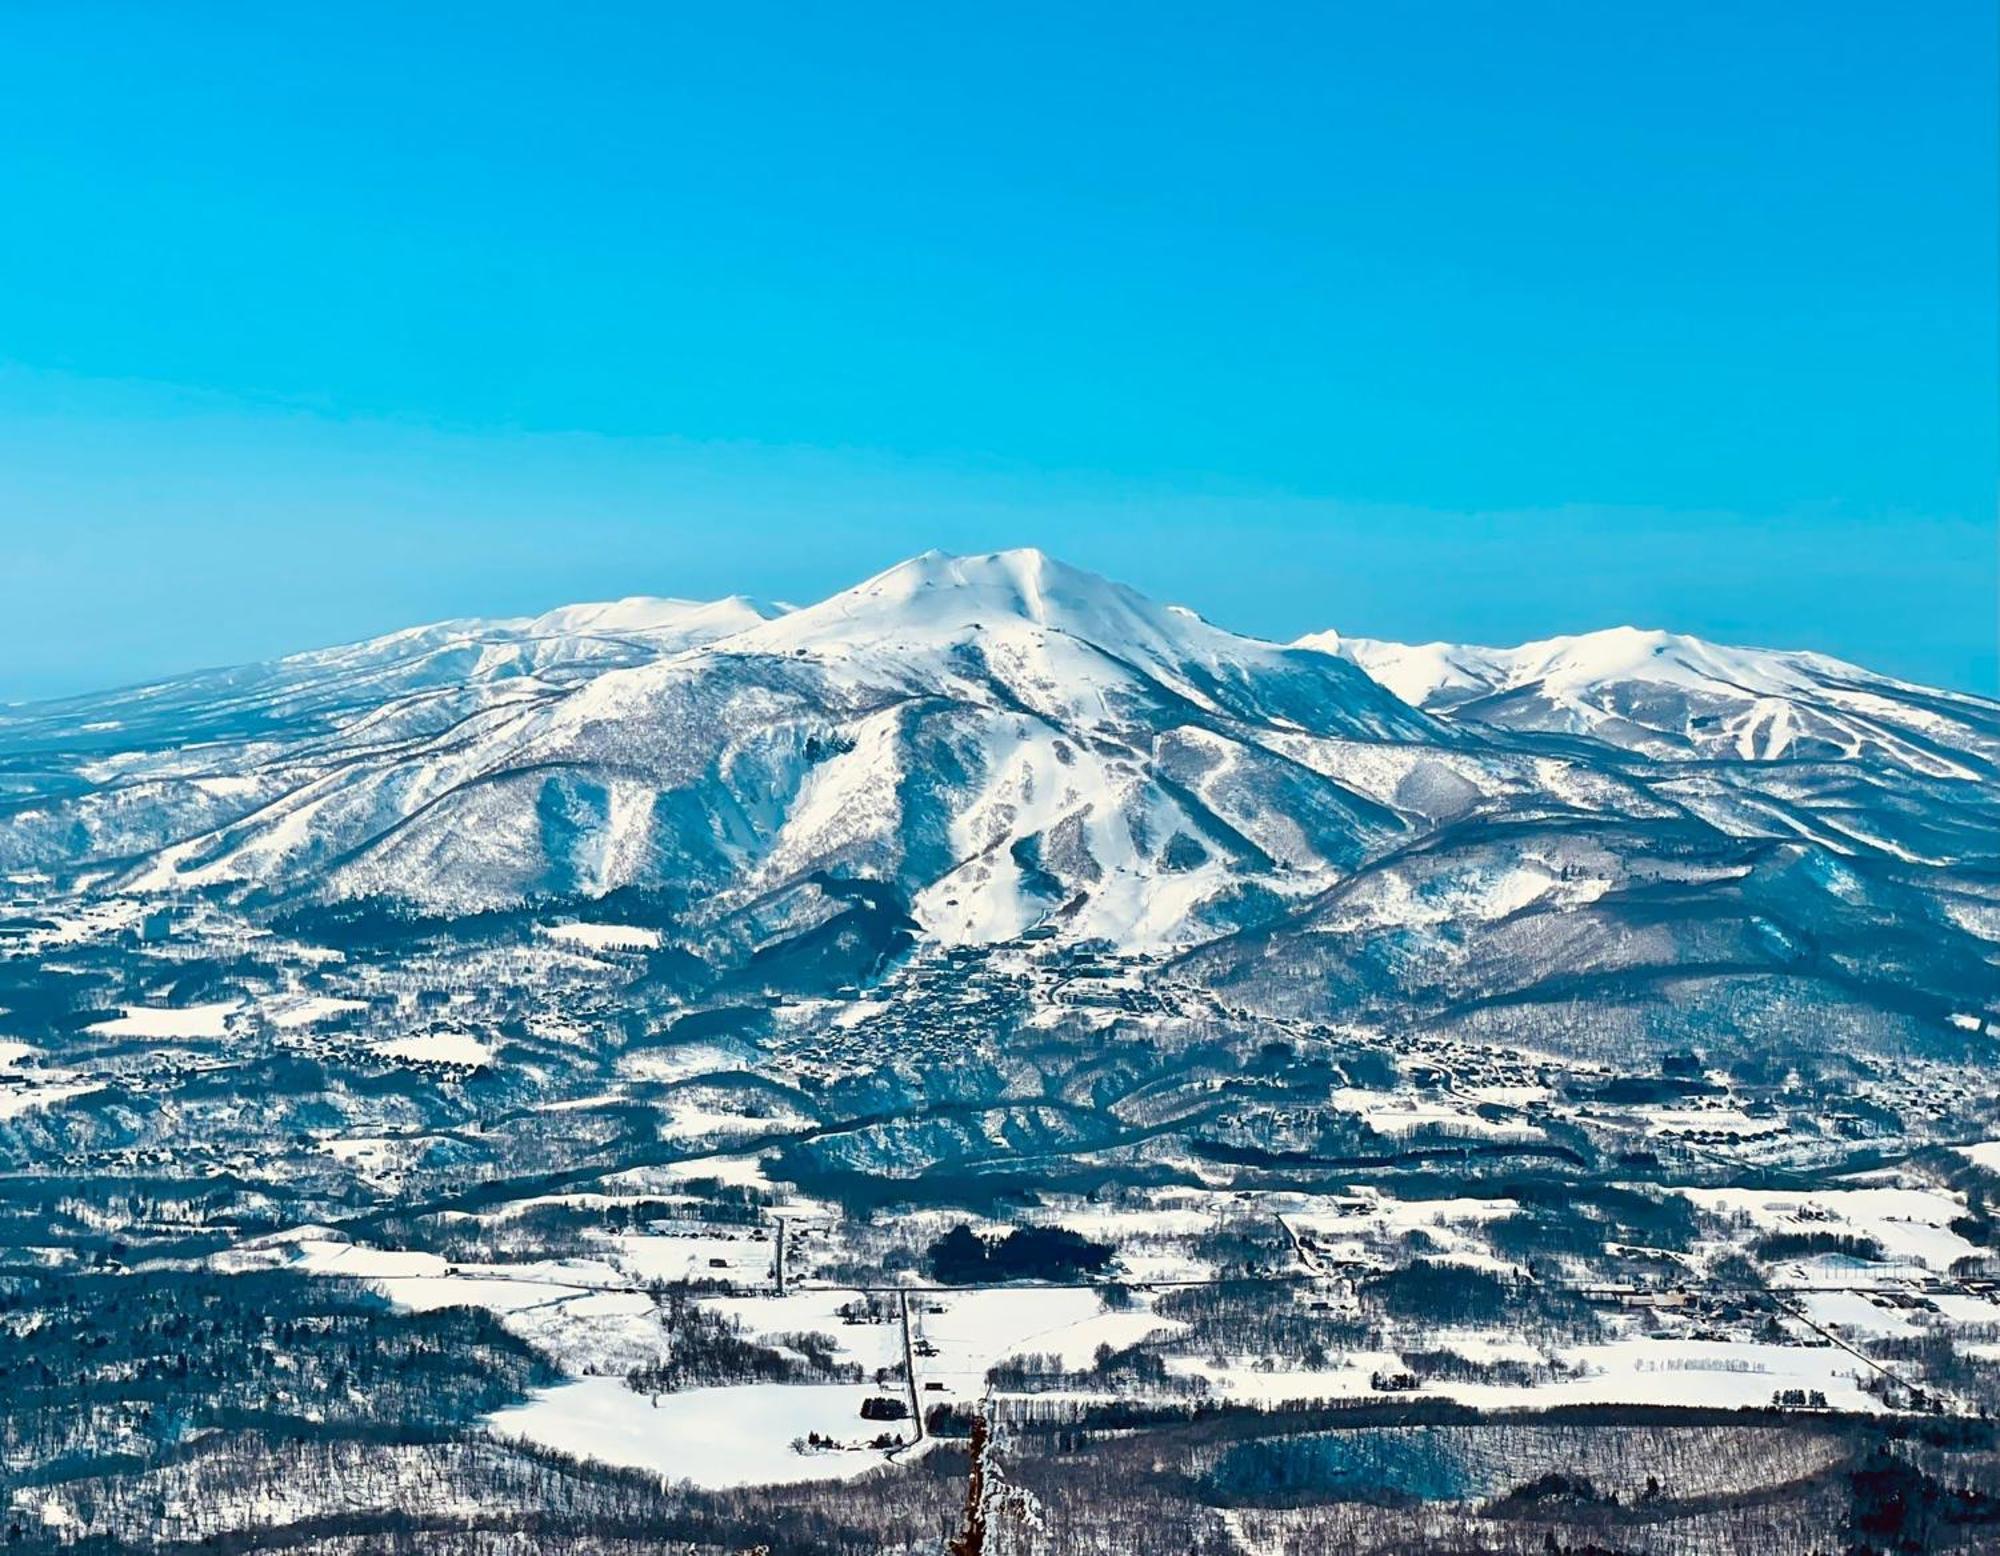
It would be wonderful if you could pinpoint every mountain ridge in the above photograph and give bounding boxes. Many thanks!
[1303,623,1999,778]
[2,553,1995,1011]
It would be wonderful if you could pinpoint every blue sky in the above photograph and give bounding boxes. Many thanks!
[2,2,1993,698]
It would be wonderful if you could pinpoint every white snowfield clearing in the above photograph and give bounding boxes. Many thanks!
[709,1291,909,1372]
[1035,1203,1224,1284]
[0,1075,105,1120]
[597,1228,775,1287]
[369,1030,495,1067]
[618,1043,740,1084]
[488,1377,902,1490]
[0,1039,106,1119]
[266,995,369,1028]
[1453,1338,1876,1414]
[1169,1337,1877,1416]
[284,1238,627,1307]
[541,922,663,952]
[1285,1189,1523,1268]
[657,1093,810,1143]
[1326,1088,1543,1141]
[1682,1185,1982,1277]
[1796,1288,1924,1340]
[317,1134,447,1190]
[3,897,146,949]
[601,1151,779,1194]
[1643,1107,1782,1139]
[271,1236,667,1372]
[912,1285,1186,1403]
[86,1001,238,1039]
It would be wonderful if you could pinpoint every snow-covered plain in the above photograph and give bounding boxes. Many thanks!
[1165,1337,1877,1415]
[369,1030,495,1067]
[1683,1186,1982,1277]
[0,1075,105,1120]
[266,995,369,1028]
[914,1286,1185,1403]
[541,922,664,952]
[489,1378,899,1489]
[87,1002,238,1039]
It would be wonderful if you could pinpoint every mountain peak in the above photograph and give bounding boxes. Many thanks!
[851,547,1070,619]
[726,548,1211,659]
[706,547,1437,749]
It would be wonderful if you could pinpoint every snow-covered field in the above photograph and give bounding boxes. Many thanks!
[488,1378,902,1488]
[1326,1088,1543,1141]
[87,1002,238,1039]
[369,1030,495,1067]
[914,1286,1184,1402]
[619,1044,742,1083]
[1164,1336,1878,1416]
[598,1228,776,1287]
[541,922,664,952]
[0,1074,105,1120]
[1683,1185,1982,1277]
[267,995,369,1028]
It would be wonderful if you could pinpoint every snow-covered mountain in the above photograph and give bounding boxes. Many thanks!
[2,553,1466,947]
[1302,625,2000,778]
[3,553,1996,1005]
